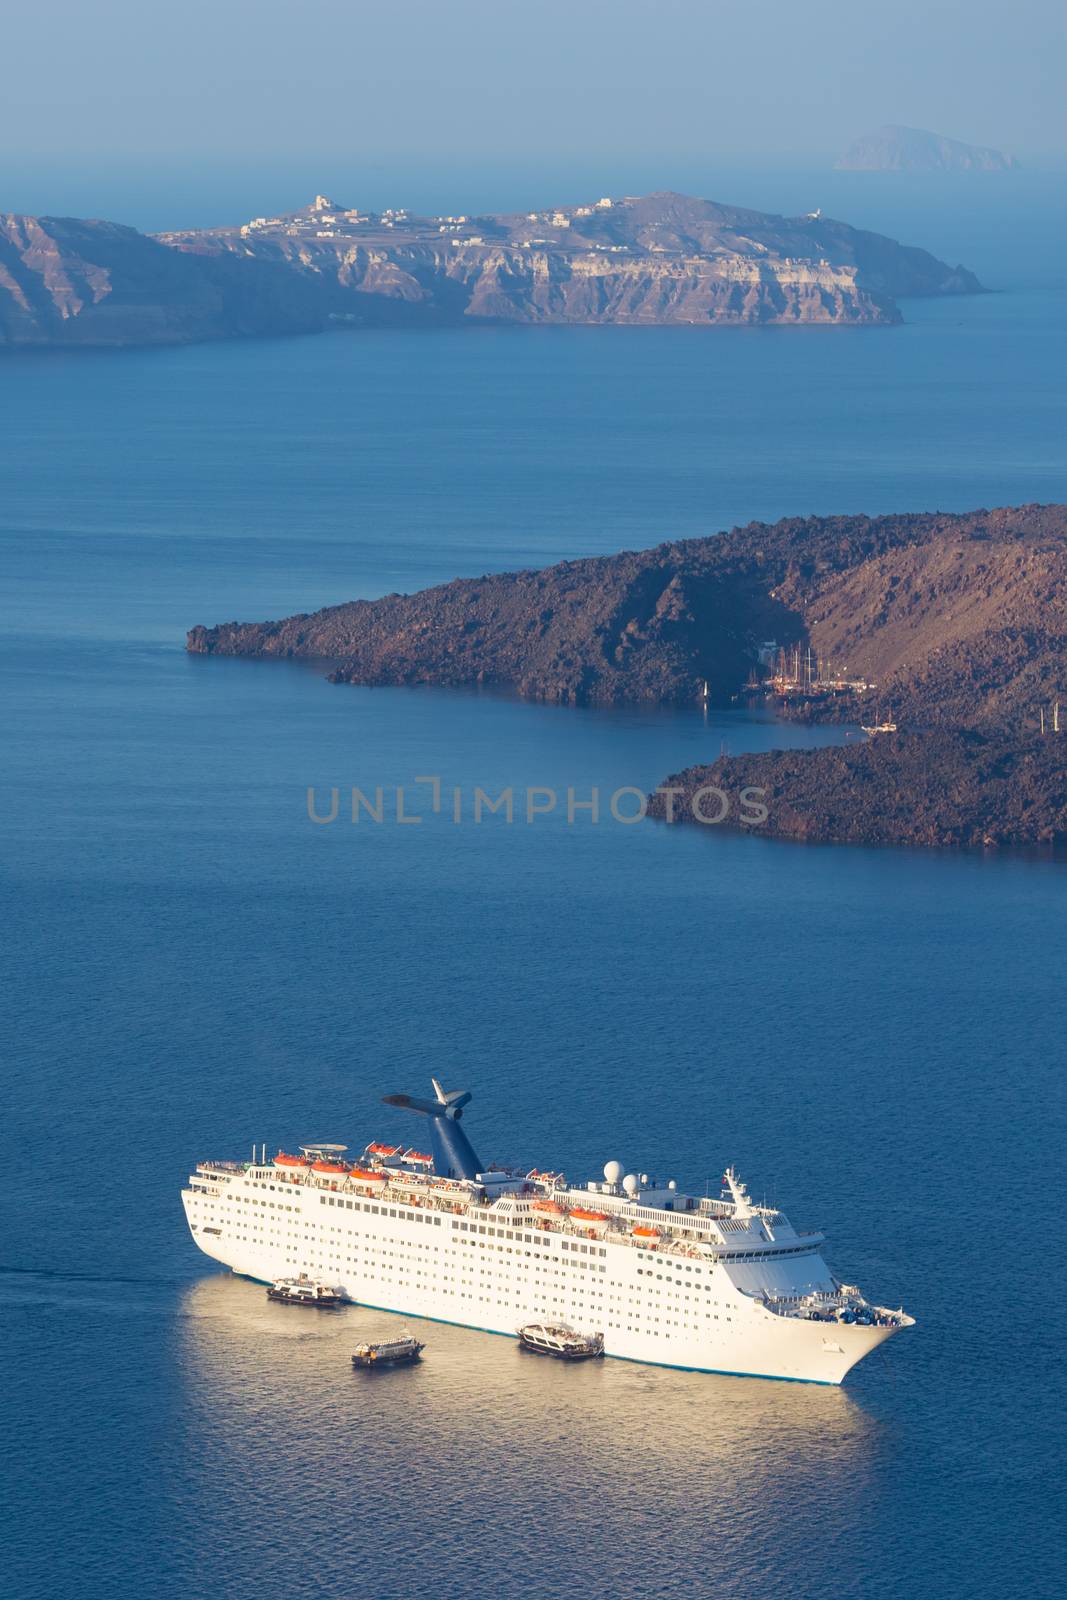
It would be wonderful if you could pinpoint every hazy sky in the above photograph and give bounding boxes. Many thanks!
[2,0,1064,226]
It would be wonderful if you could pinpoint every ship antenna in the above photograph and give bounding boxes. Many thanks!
[724,1165,754,1219]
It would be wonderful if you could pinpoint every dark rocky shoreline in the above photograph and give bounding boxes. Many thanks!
[648,731,1066,850]
[187,503,1066,852]
[188,503,1066,720]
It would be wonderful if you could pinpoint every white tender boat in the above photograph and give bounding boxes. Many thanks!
[352,1335,425,1368]
[266,1274,344,1308]
[518,1323,604,1360]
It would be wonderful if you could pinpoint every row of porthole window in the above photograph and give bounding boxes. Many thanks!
[228,1217,729,1319]
[323,1195,444,1226]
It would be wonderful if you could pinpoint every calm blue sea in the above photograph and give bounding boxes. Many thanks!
[1,183,1065,1600]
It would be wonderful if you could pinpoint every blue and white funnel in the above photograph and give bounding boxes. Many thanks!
[382,1078,484,1180]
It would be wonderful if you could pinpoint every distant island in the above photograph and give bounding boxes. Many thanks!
[836,125,1019,172]
[188,503,1066,851]
[1,190,984,350]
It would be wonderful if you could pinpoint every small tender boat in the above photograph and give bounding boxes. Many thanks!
[517,1323,604,1360]
[351,1335,425,1368]
[569,1208,609,1225]
[266,1275,344,1308]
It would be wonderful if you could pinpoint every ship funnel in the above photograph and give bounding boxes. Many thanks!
[432,1078,472,1112]
[382,1082,483,1180]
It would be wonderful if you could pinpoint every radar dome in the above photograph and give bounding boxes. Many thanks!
[640,1173,650,1185]
[667,1179,677,1191]
[603,1160,623,1185]
[622,1173,639,1196]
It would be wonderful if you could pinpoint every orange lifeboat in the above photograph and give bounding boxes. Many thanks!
[366,1143,401,1158]
[403,1149,433,1165]
[348,1167,388,1183]
[311,1160,348,1174]
[631,1225,660,1240]
[532,1199,563,1215]
[570,1209,610,1224]
[273,1153,307,1168]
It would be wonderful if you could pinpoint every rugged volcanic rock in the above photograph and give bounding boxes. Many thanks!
[836,125,1019,173]
[751,505,1067,731]
[189,502,1066,851]
[189,551,791,704]
[648,732,1066,849]
[0,215,326,348]
[161,190,982,329]
[188,504,1067,723]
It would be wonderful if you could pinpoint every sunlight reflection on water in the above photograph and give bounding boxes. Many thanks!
[175,1275,879,1598]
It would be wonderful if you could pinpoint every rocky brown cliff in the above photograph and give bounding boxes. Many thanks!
[188,503,1065,850]
[162,190,982,330]
[0,189,984,349]
[187,503,1066,728]
[0,214,325,348]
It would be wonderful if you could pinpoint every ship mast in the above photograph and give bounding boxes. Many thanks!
[723,1166,754,1219]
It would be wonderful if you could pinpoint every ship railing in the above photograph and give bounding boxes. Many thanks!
[609,1227,721,1256]
[274,1172,725,1253]
[547,1220,717,1260]
[761,1287,900,1323]
[307,1174,734,1255]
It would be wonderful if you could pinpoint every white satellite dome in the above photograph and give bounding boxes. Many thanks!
[622,1173,639,1196]
[603,1159,623,1186]
[667,1179,677,1191]
[640,1173,650,1186]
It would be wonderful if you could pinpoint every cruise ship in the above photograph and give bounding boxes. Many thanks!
[181,1080,913,1384]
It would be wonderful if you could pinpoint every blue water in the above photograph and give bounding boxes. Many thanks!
[2,194,1066,1600]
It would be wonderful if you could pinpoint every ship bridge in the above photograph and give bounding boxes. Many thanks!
[559,1161,816,1257]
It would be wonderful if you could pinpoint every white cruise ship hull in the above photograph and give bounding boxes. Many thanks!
[182,1167,905,1385]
